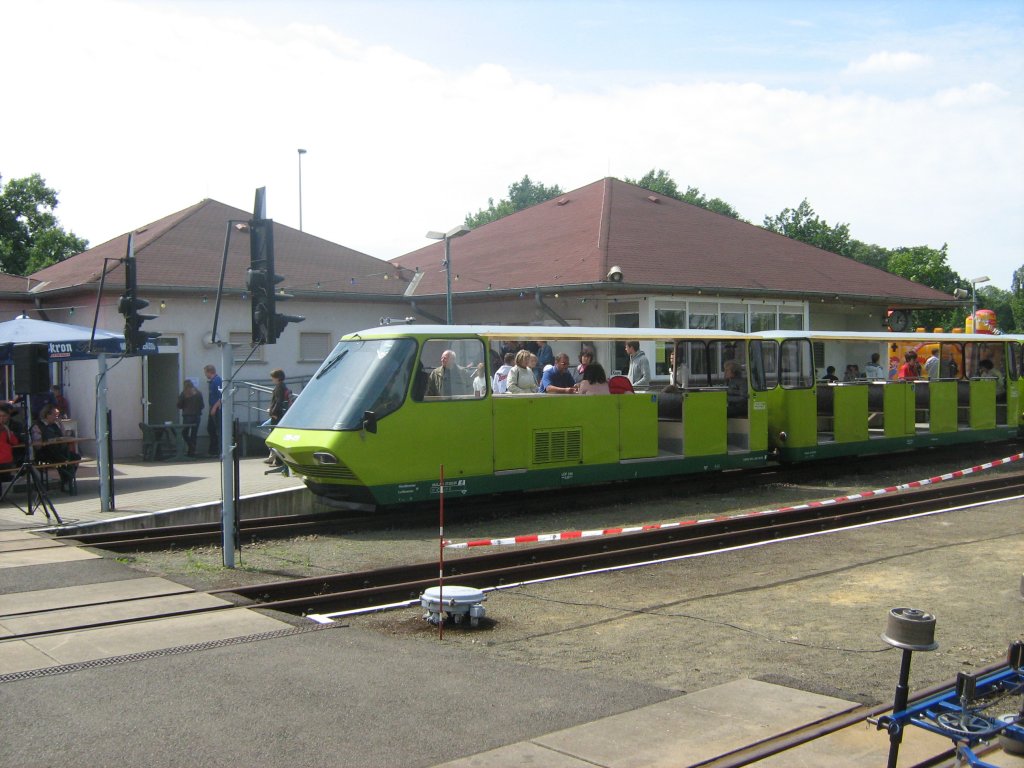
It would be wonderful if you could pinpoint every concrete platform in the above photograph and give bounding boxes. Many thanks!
[434,678,1001,767]
[0,456,306,531]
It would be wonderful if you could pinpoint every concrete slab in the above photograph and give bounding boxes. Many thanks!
[0,546,99,569]
[20,607,290,667]
[533,679,858,768]
[0,639,60,674]
[0,537,63,553]
[0,592,234,637]
[436,741,596,767]
[0,530,46,542]
[754,717,961,767]
[0,576,192,616]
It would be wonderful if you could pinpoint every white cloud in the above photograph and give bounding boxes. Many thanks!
[2,1,1021,288]
[845,51,932,76]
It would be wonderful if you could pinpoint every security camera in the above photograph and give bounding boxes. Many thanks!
[607,266,624,282]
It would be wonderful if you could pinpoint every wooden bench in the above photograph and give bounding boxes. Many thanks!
[34,459,83,496]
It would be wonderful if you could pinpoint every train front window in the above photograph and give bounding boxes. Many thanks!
[279,338,417,430]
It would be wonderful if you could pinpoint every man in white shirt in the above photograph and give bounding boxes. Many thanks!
[492,352,514,394]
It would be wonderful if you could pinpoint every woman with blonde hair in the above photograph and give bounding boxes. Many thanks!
[506,349,538,394]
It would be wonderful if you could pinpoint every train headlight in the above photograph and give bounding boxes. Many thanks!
[313,451,340,465]
[778,431,788,443]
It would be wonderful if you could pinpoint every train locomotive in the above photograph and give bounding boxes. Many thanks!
[266,325,1023,507]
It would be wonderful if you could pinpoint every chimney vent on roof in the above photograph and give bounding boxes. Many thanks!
[647,195,660,204]
[556,197,570,206]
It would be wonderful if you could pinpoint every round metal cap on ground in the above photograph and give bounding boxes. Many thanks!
[881,607,938,651]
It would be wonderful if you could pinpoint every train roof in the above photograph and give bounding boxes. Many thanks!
[348,324,751,341]
[752,330,1024,343]
[347,325,1024,344]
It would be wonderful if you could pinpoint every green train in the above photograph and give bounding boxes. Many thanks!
[266,325,1023,507]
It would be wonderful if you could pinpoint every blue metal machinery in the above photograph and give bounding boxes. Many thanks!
[874,640,1024,767]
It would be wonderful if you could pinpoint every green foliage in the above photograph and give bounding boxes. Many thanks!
[975,285,1018,333]
[887,244,964,331]
[0,174,87,275]
[625,169,742,219]
[1011,265,1024,333]
[762,199,851,256]
[464,175,563,228]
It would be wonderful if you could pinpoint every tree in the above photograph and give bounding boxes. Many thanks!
[464,175,564,228]
[887,244,964,330]
[1006,265,1024,332]
[762,199,851,256]
[975,285,1018,333]
[0,174,87,275]
[624,169,742,219]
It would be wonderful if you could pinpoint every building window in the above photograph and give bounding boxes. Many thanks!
[300,332,331,362]
[229,332,265,362]
[721,304,747,332]
[779,310,803,330]
[750,306,778,332]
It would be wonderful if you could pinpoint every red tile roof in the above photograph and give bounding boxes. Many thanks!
[392,177,955,306]
[27,200,408,298]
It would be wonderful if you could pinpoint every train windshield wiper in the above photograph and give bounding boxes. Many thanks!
[316,349,348,380]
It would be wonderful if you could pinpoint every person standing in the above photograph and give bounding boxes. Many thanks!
[425,350,471,397]
[864,353,885,380]
[924,348,940,379]
[625,341,650,388]
[51,386,70,417]
[535,340,555,371]
[176,379,204,458]
[492,352,515,394]
[265,369,290,464]
[204,364,222,457]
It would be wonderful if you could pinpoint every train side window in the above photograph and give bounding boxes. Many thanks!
[750,340,778,391]
[413,338,487,401]
[780,339,813,389]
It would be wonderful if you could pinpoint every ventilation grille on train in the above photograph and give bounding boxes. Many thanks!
[285,460,357,480]
[533,428,582,464]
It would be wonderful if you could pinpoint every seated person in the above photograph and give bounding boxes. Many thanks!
[30,404,81,492]
[506,350,538,394]
[724,360,747,417]
[0,404,22,473]
[577,363,610,395]
[821,366,839,383]
[540,354,577,394]
[977,359,1006,397]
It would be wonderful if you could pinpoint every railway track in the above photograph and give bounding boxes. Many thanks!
[218,472,1024,617]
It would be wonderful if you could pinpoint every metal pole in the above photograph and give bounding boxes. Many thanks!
[444,236,452,325]
[96,353,112,511]
[297,148,306,232]
[220,341,236,568]
[886,648,914,768]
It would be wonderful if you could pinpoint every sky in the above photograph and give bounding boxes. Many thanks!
[2,0,1022,288]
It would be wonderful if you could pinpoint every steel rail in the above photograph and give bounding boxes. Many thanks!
[220,474,1024,615]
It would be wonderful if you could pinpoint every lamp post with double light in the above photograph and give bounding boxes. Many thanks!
[426,225,471,324]
[970,275,990,318]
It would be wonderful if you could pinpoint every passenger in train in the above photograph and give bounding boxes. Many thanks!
[472,363,488,397]
[625,341,651,388]
[669,349,689,388]
[865,353,885,380]
[535,340,555,371]
[577,363,610,395]
[977,359,1006,396]
[529,353,541,385]
[724,360,747,417]
[492,352,515,394]
[573,350,594,384]
[425,350,472,397]
[842,364,860,382]
[821,366,839,383]
[506,350,538,394]
[923,348,940,379]
[940,352,959,379]
[898,351,922,380]
[538,354,575,394]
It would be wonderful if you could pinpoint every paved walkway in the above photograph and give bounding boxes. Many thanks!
[0,456,305,531]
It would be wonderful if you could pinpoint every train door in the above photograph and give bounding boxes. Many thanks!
[410,337,494,488]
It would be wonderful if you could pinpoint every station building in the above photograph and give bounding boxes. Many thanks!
[1,177,955,457]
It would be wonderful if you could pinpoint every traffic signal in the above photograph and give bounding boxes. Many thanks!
[118,244,159,355]
[247,216,303,344]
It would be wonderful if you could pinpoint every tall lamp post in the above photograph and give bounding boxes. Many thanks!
[426,225,471,324]
[970,275,990,318]
[297,148,307,232]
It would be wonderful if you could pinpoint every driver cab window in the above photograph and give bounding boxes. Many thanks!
[413,338,487,401]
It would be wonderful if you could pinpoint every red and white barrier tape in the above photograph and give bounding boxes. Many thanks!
[443,451,1024,549]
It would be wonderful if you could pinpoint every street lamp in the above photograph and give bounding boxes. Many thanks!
[970,275,990,317]
[297,148,307,232]
[426,225,471,324]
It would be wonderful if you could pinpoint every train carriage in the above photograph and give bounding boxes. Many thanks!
[755,330,1023,462]
[266,325,1023,508]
